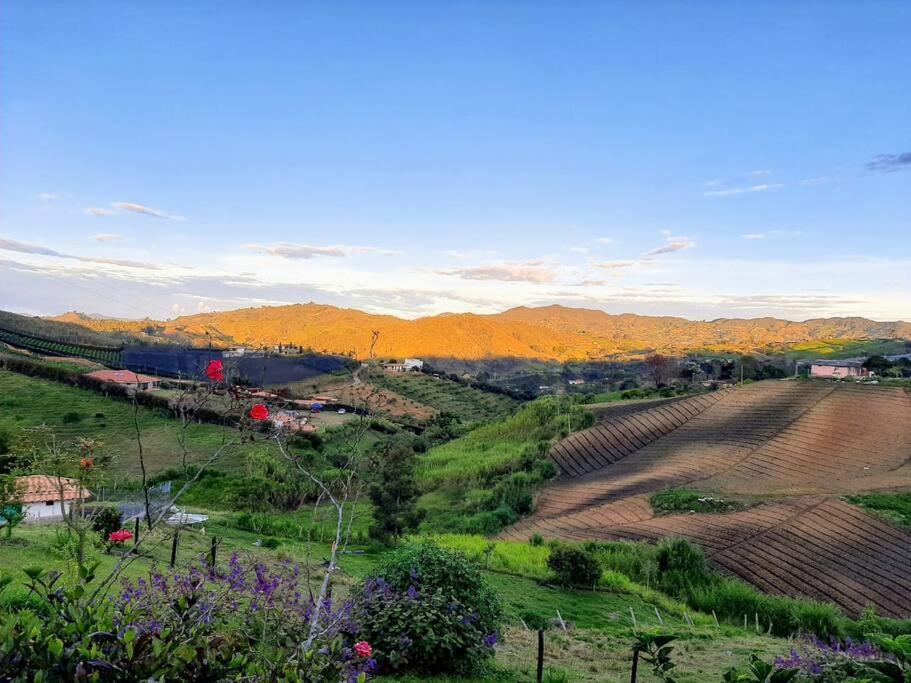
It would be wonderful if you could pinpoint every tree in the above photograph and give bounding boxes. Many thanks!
[645,354,677,387]
[863,355,893,374]
[368,438,425,543]
[0,475,25,538]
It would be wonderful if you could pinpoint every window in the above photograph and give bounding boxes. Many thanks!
[46,500,55,506]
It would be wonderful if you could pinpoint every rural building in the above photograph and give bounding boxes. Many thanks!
[85,369,160,390]
[16,475,91,523]
[568,378,586,385]
[271,410,316,433]
[380,358,423,372]
[809,360,871,379]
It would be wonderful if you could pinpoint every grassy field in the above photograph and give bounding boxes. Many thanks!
[370,371,521,426]
[417,397,586,487]
[0,369,264,475]
[846,491,911,528]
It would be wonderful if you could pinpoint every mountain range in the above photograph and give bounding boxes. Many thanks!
[47,304,911,361]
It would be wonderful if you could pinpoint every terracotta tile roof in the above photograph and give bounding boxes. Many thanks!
[86,370,160,384]
[15,475,92,503]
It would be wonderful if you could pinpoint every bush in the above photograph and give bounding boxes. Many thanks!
[261,537,281,549]
[61,411,82,424]
[546,545,601,588]
[354,541,502,676]
[91,505,123,545]
[655,537,709,596]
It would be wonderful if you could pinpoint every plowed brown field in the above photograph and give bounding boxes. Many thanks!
[504,380,911,617]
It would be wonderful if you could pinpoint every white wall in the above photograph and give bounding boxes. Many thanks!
[23,500,70,522]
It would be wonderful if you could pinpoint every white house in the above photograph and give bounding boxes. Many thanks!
[404,358,424,371]
[809,360,871,379]
[16,475,91,523]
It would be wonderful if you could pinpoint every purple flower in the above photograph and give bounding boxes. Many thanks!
[406,585,419,600]
[483,633,499,647]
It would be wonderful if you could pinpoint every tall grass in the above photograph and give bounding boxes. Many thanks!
[417,397,592,487]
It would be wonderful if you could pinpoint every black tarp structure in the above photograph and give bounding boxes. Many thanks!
[122,346,348,384]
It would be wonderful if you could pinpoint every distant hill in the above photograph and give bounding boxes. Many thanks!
[30,303,910,361]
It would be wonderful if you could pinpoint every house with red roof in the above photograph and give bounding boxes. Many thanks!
[85,369,161,391]
[16,475,92,522]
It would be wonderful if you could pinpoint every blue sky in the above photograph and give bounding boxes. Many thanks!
[1,1,909,321]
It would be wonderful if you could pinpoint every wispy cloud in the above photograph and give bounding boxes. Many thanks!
[594,237,614,245]
[703,183,783,197]
[740,230,804,240]
[111,202,186,221]
[435,261,556,283]
[568,246,590,254]
[593,260,635,270]
[91,233,125,242]
[865,151,911,172]
[643,233,696,257]
[84,207,117,217]
[38,193,59,201]
[245,242,401,259]
[0,236,158,270]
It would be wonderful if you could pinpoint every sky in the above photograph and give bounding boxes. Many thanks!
[1,1,909,322]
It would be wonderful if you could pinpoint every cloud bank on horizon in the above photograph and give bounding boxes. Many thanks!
[0,3,908,322]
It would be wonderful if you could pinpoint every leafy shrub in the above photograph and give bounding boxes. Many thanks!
[90,505,123,545]
[530,534,544,547]
[354,541,502,676]
[261,537,281,549]
[61,411,82,424]
[546,545,601,588]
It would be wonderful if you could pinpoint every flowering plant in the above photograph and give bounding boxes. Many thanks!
[249,403,270,421]
[205,359,225,382]
[108,529,134,544]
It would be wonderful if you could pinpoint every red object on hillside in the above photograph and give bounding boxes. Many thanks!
[249,404,270,421]
[205,359,225,382]
[108,529,134,544]
[79,457,94,470]
[353,641,372,658]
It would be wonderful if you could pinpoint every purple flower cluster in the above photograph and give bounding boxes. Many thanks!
[113,553,371,679]
[775,635,883,676]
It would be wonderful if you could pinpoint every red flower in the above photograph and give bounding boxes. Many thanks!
[353,641,372,658]
[249,404,270,421]
[79,457,94,470]
[205,359,225,382]
[108,529,134,543]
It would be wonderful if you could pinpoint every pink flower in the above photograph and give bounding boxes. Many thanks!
[353,641,372,658]
[205,359,225,382]
[109,529,134,543]
[249,404,270,421]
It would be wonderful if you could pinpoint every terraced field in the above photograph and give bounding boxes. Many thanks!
[504,380,911,617]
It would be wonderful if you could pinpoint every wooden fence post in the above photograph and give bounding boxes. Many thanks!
[169,530,179,568]
[133,516,140,546]
[630,649,639,683]
[209,536,218,569]
[536,629,544,683]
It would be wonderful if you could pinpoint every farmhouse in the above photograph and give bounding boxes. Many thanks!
[809,360,871,379]
[16,475,91,523]
[85,369,161,390]
[380,358,423,372]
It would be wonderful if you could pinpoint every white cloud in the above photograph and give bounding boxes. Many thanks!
[111,202,186,221]
[742,233,766,240]
[643,233,696,257]
[703,183,783,197]
[595,237,614,245]
[84,207,117,217]
[92,233,125,242]
[435,262,556,283]
[594,260,636,270]
[244,242,401,259]
[0,236,158,270]
[38,193,59,201]
[568,246,590,254]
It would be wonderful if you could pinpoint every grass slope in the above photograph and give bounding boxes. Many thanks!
[0,369,259,475]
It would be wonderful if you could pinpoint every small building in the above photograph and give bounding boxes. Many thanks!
[404,358,424,371]
[85,370,160,391]
[809,360,871,379]
[568,378,586,385]
[16,475,91,523]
